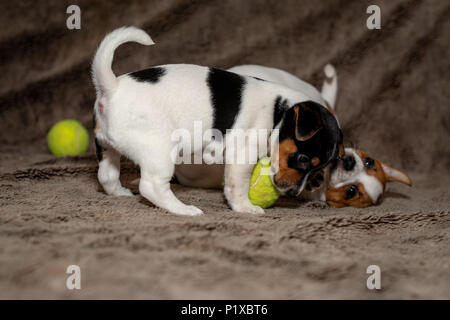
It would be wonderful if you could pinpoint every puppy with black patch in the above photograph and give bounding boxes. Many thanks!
[92,27,343,215]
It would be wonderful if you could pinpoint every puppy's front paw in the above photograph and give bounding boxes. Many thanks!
[172,205,204,216]
[231,201,265,215]
[112,187,134,197]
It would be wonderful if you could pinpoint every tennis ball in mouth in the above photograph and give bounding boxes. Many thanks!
[248,157,280,209]
[47,120,89,156]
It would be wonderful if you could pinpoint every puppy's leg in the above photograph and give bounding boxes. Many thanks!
[98,148,134,196]
[138,147,203,216]
[224,163,264,214]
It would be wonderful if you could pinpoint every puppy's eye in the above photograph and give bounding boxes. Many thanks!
[346,185,358,199]
[364,157,374,169]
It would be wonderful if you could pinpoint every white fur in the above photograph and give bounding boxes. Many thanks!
[228,65,324,103]
[92,27,325,215]
[229,64,338,110]
[321,64,338,109]
[92,27,154,96]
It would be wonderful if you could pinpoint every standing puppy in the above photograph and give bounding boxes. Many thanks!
[92,27,343,215]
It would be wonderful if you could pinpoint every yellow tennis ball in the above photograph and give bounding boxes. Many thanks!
[248,157,280,209]
[47,120,89,156]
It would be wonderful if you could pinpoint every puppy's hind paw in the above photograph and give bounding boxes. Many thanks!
[113,187,134,197]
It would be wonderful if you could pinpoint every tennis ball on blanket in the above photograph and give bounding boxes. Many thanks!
[47,120,89,156]
[248,157,280,209]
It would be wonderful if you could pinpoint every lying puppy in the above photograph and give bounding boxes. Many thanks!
[228,64,412,207]
[92,27,343,215]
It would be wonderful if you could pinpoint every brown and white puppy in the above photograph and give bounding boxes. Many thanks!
[229,64,412,208]
[325,149,412,207]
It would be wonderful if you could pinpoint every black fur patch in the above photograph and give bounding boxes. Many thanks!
[129,67,166,83]
[93,114,103,162]
[95,138,103,162]
[207,68,246,134]
[273,96,289,127]
[170,175,179,184]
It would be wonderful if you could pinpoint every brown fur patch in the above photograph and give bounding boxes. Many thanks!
[274,138,303,189]
[338,144,345,158]
[356,150,387,188]
[311,157,320,167]
[326,183,374,208]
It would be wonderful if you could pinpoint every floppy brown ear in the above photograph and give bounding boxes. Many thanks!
[294,103,323,141]
[380,162,412,186]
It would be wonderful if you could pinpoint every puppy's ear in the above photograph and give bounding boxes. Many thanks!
[380,162,412,186]
[293,102,323,141]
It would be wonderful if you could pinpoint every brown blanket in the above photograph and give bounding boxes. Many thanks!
[0,0,449,298]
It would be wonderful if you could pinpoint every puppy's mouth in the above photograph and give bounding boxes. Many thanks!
[280,171,311,198]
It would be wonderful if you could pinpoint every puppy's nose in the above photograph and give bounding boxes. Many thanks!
[296,154,310,171]
[342,155,356,171]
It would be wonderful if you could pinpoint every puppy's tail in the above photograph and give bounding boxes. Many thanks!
[92,26,154,96]
[321,64,338,111]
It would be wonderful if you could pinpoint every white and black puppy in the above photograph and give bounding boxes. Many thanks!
[176,65,339,201]
[175,64,339,195]
[229,64,412,207]
[92,27,343,215]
